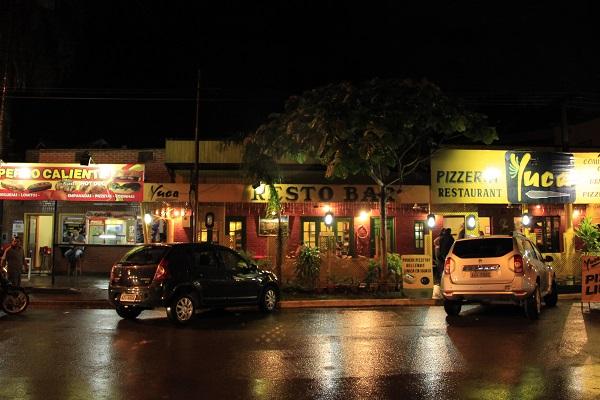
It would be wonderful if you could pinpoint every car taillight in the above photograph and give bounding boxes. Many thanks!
[513,255,524,274]
[110,265,117,281]
[153,259,169,283]
[444,257,453,274]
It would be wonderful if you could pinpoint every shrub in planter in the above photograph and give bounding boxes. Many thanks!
[295,246,321,289]
[575,217,600,253]
[364,253,403,291]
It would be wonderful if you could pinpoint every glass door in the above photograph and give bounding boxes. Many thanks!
[24,214,54,273]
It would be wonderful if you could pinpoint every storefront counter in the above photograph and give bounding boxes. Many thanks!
[53,244,135,274]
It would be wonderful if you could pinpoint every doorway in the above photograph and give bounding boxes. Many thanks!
[24,214,54,273]
[443,216,465,240]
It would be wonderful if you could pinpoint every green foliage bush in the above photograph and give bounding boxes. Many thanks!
[295,246,321,289]
[364,253,402,287]
[575,217,600,253]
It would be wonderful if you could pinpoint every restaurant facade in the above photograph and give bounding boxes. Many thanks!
[3,143,596,286]
[430,148,600,282]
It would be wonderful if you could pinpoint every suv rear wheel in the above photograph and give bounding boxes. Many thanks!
[259,286,278,312]
[443,300,462,316]
[116,306,142,320]
[167,293,196,325]
[544,280,558,307]
[524,284,541,320]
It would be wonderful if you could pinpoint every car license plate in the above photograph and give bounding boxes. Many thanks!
[120,293,139,302]
[470,271,491,278]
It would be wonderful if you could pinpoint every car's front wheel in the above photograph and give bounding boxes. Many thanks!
[544,280,558,307]
[443,300,462,316]
[166,293,196,325]
[259,286,278,312]
[115,306,142,320]
[525,284,541,320]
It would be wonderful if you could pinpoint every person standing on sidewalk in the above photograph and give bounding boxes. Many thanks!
[1,237,26,287]
[433,228,454,299]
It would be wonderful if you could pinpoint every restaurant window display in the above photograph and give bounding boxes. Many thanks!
[531,216,560,253]
[301,217,352,255]
[149,216,168,243]
[60,214,86,243]
[225,216,246,251]
[414,221,425,249]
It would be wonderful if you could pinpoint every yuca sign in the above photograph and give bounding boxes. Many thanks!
[582,255,600,302]
[431,150,600,204]
[0,163,144,202]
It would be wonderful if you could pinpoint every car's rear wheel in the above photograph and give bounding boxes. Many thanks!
[259,286,278,312]
[443,300,462,316]
[167,293,196,325]
[525,284,541,320]
[544,280,558,307]
[115,306,142,320]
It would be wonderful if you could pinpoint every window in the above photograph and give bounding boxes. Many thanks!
[88,216,139,245]
[301,217,353,254]
[531,216,560,252]
[414,221,424,249]
[225,217,246,251]
[60,214,86,244]
[217,248,249,273]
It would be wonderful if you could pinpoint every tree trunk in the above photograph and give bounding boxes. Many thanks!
[379,183,388,281]
[276,212,283,282]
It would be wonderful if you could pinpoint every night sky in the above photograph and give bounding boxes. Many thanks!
[4,1,600,154]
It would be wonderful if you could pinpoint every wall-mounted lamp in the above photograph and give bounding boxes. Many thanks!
[426,213,436,229]
[324,211,334,227]
[252,181,266,195]
[205,212,215,228]
[144,213,153,224]
[358,209,369,222]
[522,213,532,227]
[466,214,477,230]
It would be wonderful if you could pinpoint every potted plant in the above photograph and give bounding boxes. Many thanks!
[294,246,321,290]
[575,216,600,253]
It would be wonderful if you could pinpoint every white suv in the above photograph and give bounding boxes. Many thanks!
[441,232,558,319]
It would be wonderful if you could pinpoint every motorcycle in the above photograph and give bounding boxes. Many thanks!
[0,275,29,315]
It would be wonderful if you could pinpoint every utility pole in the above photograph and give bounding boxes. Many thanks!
[561,100,569,152]
[190,70,201,242]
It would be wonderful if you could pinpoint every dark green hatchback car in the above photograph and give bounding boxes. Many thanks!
[108,243,279,324]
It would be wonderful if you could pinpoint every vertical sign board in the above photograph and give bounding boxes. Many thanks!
[401,255,433,289]
[582,256,600,302]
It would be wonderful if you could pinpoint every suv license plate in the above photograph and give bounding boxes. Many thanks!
[470,271,491,278]
[120,293,140,302]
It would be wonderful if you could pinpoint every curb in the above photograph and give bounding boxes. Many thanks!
[280,298,443,308]
[27,293,583,310]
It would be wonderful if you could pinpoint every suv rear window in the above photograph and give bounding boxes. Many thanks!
[121,246,170,265]
[452,238,514,258]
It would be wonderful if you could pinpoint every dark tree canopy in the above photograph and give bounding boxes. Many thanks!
[243,78,498,187]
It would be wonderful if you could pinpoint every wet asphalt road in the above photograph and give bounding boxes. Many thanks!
[1,301,599,400]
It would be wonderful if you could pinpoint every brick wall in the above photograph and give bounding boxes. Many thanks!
[26,148,170,182]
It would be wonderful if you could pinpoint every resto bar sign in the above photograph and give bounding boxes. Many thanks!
[0,163,144,202]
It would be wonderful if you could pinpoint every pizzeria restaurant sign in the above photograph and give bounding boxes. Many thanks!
[431,149,600,204]
[0,163,144,202]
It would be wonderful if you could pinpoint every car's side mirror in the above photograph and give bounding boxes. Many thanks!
[544,255,554,262]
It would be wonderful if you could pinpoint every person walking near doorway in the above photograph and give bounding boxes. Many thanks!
[1,237,26,287]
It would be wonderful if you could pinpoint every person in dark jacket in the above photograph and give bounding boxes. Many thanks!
[437,228,455,283]
[1,237,26,287]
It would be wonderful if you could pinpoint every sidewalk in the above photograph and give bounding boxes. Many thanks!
[20,273,582,309]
